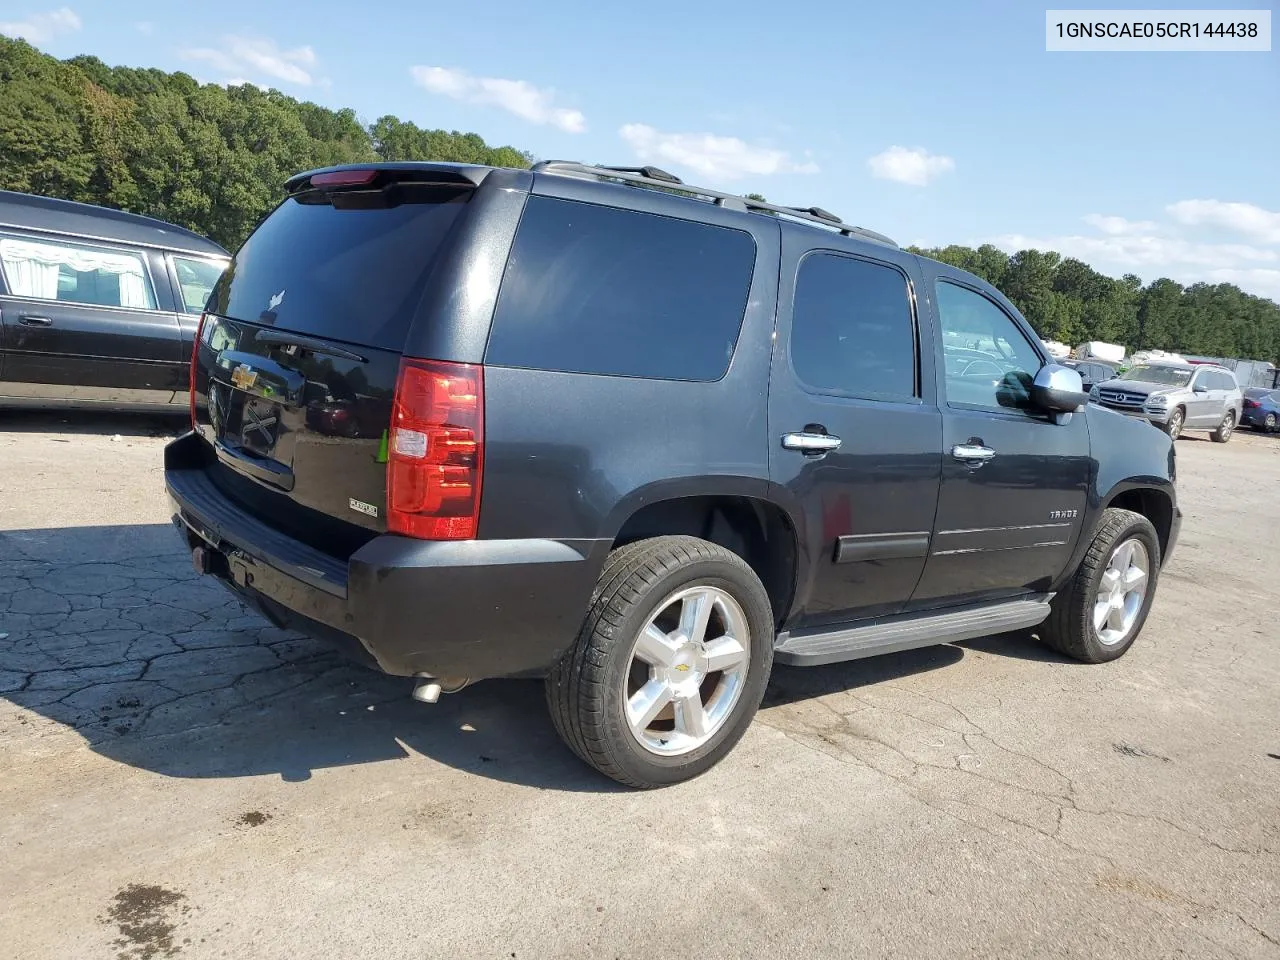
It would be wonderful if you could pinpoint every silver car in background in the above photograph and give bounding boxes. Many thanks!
[1090,362,1243,442]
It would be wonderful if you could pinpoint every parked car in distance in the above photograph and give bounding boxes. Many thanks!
[1091,361,1243,441]
[1242,388,1280,432]
[0,190,229,412]
[1063,358,1117,391]
[165,161,1181,788]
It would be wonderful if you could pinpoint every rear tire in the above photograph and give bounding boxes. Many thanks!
[1264,412,1278,432]
[1164,407,1184,439]
[1210,411,1235,443]
[1040,508,1161,664]
[546,536,775,789]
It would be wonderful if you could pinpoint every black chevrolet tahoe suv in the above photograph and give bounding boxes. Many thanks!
[164,161,1181,788]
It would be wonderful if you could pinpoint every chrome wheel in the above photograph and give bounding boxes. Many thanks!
[624,585,751,757]
[1219,413,1235,439]
[1266,413,1278,432]
[1166,410,1183,439]
[1093,539,1150,646]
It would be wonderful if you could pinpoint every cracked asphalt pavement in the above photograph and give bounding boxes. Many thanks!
[2,411,1278,959]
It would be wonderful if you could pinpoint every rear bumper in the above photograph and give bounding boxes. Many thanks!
[1241,408,1273,427]
[164,433,605,679]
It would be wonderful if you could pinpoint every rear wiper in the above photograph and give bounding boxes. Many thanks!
[253,329,368,364]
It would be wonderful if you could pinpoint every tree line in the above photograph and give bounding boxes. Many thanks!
[906,244,1279,364]
[0,36,531,251]
[2,36,1277,364]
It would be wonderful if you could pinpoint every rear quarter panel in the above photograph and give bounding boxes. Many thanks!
[477,180,782,568]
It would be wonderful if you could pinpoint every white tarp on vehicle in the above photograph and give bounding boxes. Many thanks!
[1075,341,1126,364]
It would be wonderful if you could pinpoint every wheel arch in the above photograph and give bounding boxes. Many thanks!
[1100,483,1175,564]
[608,488,800,629]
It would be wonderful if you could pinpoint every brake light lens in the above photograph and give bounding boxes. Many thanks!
[189,312,208,428]
[310,169,379,188]
[1243,398,1259,408]
[387,358,484,540]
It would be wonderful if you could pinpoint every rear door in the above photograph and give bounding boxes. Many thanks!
[1215,370,1241,421]
[0,231,184,403]
[191,173,474,555]
[768,235,942,627]
[1186,368,1218,426]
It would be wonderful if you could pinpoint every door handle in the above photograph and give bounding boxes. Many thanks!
[952,443,996,463]
[18,315,53,326]
[782,432,842,454]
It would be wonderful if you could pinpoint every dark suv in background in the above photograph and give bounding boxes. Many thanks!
[0,190,229,412]
[165,162,1180,788]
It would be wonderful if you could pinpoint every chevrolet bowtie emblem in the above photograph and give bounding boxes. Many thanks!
[230,365,257,390]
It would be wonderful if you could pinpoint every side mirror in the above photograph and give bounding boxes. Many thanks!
[1031,363,1087,413]
[1192,382,1208,394]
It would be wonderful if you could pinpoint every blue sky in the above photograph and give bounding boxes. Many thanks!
[3,0,1278,300]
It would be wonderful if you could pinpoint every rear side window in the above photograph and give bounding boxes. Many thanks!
[173,256,226,314]
[0,235,156,310]
[790,252,916,400]
[486,196,756,381]
[210,188,469,352]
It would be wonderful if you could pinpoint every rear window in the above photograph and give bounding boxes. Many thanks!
[485,196,756,381]
[210,187,469,352]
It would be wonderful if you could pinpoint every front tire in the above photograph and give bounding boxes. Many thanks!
[1164,407,1184,440]
[1210,411,1236,443]
[546,536,775,788]
[1040,508,1161,663]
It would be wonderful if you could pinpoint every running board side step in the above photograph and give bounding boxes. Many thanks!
[774,595,1054,667]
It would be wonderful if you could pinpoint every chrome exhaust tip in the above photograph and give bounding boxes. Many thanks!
[411,674,470,703]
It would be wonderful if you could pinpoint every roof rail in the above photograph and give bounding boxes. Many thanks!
[531,160,897,247]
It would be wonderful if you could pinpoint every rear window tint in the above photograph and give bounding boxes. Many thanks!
[210,188,468,352]
[486,196,756,381]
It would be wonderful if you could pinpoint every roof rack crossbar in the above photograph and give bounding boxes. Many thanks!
[531,160,897,247]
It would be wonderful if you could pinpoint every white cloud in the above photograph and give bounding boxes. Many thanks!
[411,66,585,133]
[1082,213,1157,235]
[182,36,319,87]
[867,146,954,186]
[0,7,81,43]
[1166,199,1280,245]
[618,123,819,180]
[989,206,1280,301]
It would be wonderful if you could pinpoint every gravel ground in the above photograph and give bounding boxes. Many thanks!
[1,410,1277,960]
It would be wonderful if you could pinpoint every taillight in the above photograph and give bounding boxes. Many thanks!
[189,312,208,428]
[387,358,484,540]
[1243,398,1259,408]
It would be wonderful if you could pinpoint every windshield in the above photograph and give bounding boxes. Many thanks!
[1124,365,1193,386]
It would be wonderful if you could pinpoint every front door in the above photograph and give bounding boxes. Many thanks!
[0,233,184,403]
[768,239,942,628]
[909,268,1091,608]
